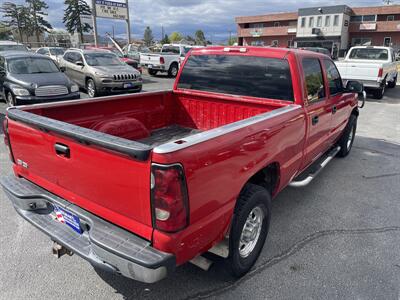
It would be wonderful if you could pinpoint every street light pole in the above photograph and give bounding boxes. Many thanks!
[91,0,98,47]
[126,0,131,44]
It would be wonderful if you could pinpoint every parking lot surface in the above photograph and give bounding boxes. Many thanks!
[0,80,399,299]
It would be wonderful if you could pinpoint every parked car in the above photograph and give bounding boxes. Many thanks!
[36,47,66,65]
[85,46,141,72]
[1,46,363,283]
[300,47,332,58]
[140,44,193,77]
[59,48,142,98]
[123,44,150,61]
[0,41,29,52]
[0,51,79,106]
[335,46,398,99]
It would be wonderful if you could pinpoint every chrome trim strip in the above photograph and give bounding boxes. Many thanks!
[153,104,302,154]
[9,89,172,111]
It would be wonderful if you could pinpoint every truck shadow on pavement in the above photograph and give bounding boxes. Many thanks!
[365,87,400,104]
[92,136,400,300]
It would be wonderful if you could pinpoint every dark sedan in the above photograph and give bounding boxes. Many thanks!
[0,51,80,106]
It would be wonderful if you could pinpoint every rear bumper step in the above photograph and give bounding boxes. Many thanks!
[1,176,175,283]
[289,146,341,187]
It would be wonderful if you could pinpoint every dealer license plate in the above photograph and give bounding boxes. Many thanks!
[148,64,153,68]
[123,82,134,89]
[53,205,82,234]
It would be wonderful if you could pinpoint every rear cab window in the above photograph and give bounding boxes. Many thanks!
[177,54,294,101]
[349,48,389,60]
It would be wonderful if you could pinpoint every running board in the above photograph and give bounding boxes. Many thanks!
[289,146,341,188]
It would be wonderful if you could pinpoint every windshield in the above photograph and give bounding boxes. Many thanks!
[84,53,123,66]
[178,55,294,101]
[8,57,59,74]
[110,49,124,58]
[349,48,389,60]
[49,48,65,56]
[0,44,28,52]
[161,46,180,54]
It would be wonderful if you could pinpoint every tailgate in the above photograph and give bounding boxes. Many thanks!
[141,54,162,65]
[6,109,154,240]
[341,61,382,81]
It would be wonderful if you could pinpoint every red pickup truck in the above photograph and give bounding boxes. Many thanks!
[1,46,363,283]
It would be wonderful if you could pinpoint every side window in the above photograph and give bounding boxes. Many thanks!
[323,59,343,96]
[63,52,72,62]
[37,48,45,54]
[302,58,326,103]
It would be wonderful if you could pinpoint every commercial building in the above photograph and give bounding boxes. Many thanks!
[236,4,400,55]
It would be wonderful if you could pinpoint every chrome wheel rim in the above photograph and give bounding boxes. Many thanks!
[6,93,14,106]
[87,80,95,97]
[239,206,264,258]
[347,125,354,150]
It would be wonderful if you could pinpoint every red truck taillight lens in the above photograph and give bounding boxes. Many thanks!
[151,164,189,232]
[160,57,165,64]
[378,67,383,78]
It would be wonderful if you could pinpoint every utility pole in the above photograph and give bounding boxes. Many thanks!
[125,0,131,44]
[229,30,232,45]
[91,0,98,46]
[161,25,164,41]
[112,25,115,39]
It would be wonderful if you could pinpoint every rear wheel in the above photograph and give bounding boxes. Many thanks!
[373,80,386,99]
[337,114,357,158]
[148,69,157,76]
[388,75,397,88]
[168,63,179,77]
[86,78,97,98]
[226,183,271,277]
[6,91,16,106]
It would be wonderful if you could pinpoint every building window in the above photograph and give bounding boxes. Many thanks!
[301,17,306,28]
[274,21,280,27]
[333,15,339,26]
[350,15,376,22]
[287,40,293,47]
[350,16,362,22]
[249,23,264,28]
[384,37,391,47]
[325,16,330,27]
[387,15,395,21]
[250,40,265,46]
[309,17,314,27]
[317,16,322,27]
[351,37,372,46]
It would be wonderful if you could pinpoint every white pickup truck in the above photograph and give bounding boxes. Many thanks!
[140,44,193,77]
[335,46,398,99]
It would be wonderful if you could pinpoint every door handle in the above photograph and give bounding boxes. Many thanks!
[311,115,319,125]
[55,143,70,158]
[332,105,337,114]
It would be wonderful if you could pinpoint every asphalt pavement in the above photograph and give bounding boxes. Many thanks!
[0,79,399,299]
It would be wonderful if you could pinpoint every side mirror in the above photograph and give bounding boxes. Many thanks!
[346,80,365,108]
[76,61,84,66]
[59,66,66,72]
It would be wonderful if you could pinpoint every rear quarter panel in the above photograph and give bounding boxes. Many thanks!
[151,105,306,264]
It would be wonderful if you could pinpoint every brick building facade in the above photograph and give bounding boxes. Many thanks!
[236,5,400,55]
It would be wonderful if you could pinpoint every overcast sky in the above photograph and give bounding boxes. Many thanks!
[5,0,391,42]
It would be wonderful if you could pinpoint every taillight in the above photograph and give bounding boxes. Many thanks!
[2,118,15,163]
[160,57,165,64]
[151,164,189,232]
[378,67,383,78]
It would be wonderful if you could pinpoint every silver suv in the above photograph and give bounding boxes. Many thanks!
[60,49,142,97]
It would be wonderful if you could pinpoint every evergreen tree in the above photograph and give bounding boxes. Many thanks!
[195,30,206,45]
[0,2,29,42]
[169,31,183,43]
[25,0,52,43]
[63,0,92,44]
[143,26,154,46]
[160,34,170,45]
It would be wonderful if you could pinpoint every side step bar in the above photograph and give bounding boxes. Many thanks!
[289,146,341,187]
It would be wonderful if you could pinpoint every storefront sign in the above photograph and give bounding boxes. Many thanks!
[95,0,128,20]
[359,23,376,30]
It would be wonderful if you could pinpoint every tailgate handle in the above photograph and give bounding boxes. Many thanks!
[55,143,70,158]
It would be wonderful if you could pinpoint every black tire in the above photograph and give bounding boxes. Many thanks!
[86,78,97,98]
[6,91,16,106]
[337,114,357,158]
[373,80,386,99]
[168,63,179,77]
[388,75,397,88]
[226,183,271,277]
[148,69,157,76]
